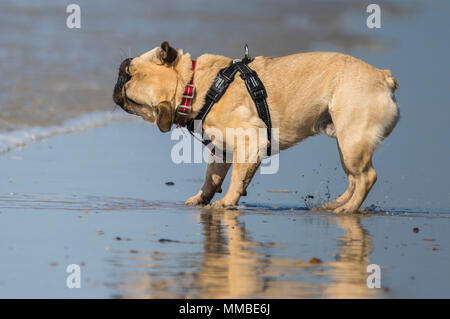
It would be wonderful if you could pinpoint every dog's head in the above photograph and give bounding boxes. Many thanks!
[113,41,187,132]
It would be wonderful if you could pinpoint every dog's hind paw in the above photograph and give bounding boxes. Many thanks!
[332,204,359,214]
[322,200,344,210]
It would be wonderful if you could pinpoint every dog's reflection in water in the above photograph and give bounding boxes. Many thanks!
[198,209,266,297]
[198,210,380,298]
[324,216,380,298]
[118,210,380,298]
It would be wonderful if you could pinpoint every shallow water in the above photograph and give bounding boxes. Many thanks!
[0,122,449,298]
[1,0,450,298]
[1,196,449,298]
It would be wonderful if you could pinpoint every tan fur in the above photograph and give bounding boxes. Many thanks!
[118,43,399,213]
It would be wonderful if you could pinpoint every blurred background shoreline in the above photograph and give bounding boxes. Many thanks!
[0,0,412,134]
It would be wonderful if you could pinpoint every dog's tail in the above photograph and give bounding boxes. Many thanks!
[377,69,400,141]
[382,69,399,91]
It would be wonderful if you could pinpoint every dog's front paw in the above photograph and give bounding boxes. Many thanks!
[210,198,237,209]
[185,193,207,206]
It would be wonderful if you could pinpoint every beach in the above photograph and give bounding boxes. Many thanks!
[0,121,449,298]
[0,0,449,299]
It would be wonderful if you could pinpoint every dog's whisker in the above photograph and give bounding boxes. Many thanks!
[119,48,127,58]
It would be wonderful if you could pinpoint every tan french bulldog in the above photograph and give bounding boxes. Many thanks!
[113,41,399,213]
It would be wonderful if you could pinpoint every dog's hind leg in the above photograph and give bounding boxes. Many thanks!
[327,69,398,213]
[326,106,380,214]
[322,142,356,210]
[185,160,231,206]
[332,140,377,214]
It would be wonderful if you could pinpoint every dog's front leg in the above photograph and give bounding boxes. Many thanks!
[185,159,231,206]
[211,159,261,208]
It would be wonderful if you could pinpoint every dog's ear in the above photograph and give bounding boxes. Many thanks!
[139,42,182,66]
[159,41,178,65]
[154,101,173,132]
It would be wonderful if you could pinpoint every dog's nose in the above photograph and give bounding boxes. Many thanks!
[113,58,132,107]
[113,86,124,107]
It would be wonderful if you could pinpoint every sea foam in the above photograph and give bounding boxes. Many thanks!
[0,111,131,153]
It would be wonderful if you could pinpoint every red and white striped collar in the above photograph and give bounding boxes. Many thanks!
[176,60,196,116]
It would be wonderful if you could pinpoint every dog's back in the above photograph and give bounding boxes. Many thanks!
[247,52,399,148]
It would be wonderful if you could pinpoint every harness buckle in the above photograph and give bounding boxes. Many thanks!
[176,105,191,115]
[252,88,266,100]
[182,84,196,99]
[242,72,267,100]
[207,72,232,101]
[206,90,220,102]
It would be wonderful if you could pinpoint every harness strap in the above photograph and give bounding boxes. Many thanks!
[176,60,196,116]
[234,62,272,156]
[186,59,272,158]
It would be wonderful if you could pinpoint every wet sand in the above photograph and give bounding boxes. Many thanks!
[0,121,449,298]
[1,0,450,299]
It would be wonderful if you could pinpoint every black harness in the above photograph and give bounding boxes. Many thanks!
[185,56,272,158]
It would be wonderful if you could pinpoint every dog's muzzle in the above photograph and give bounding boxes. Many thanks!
[113,58,132,109]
